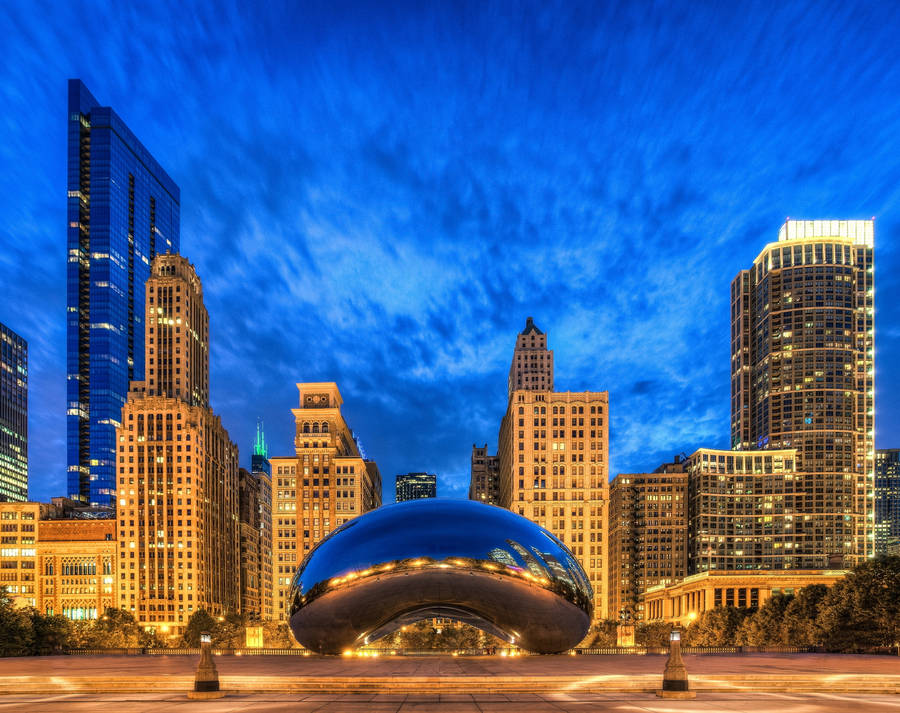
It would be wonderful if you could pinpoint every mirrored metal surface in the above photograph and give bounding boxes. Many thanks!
[288,499,593,654]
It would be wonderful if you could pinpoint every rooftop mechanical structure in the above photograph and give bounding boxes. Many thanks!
[288,499,593,654]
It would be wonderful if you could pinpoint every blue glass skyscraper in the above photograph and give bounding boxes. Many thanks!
[0,321,27,502]
[66,79,180,506]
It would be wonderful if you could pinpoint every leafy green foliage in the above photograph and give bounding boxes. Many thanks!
[587,620,617,647]
[683,606,750,646]
[180,608,219,647]
[0,588,35,657]
[817,556,900,650]
[635,621,672,647]
[737,593,793,645]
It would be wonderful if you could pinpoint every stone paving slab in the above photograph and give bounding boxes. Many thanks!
[1,692,900,713]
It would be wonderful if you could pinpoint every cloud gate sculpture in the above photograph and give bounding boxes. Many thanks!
[288,499,593,654]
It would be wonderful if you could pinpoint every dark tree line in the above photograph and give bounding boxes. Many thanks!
[0,591,295,656]
[590,556,900,651]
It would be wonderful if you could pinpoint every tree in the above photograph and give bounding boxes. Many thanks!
[737,593,793,646]
[781,584,828,646]
[818,556,900,651]
[88,607,143,648]
[215,612,247,648]
[636,621,672,647]
[263,621,297,648]
[588,620,617,647]
[684,607,750,646]
[0,588,34,657]
[180,608,219,647]
[29,611,72,654]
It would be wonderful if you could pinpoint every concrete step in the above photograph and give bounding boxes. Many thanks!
[0,674,898,695]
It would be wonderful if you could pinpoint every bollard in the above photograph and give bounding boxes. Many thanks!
[656,629,696,699]
[187,632,225,700]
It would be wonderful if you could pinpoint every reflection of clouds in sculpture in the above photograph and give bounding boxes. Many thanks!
[288,499,593,654]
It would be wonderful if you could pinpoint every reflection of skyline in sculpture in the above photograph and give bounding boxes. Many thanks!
[288,499,593,654]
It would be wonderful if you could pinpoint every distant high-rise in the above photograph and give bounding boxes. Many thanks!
[116,255,239,632]
[250,421,273,620]
[395,472,436,502]
[609,458,687,621]
[238,467,262,618]
[508,317,553,399]
[468,444,500,505]
[731,219,874,565]
[67,79,180,506]
[269,383,382,620]
[0,322,27,502]
[497,318,609,621]
[875,449,900,556]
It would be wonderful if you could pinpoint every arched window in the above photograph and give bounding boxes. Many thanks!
[312,423,319,433]
[321,422,329,433]
[302,423,310,434]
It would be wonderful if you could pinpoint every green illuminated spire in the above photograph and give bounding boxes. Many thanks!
[253,419,268,458]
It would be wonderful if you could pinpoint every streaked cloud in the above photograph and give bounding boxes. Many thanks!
[1,0,899,501]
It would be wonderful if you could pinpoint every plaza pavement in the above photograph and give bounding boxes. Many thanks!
[0,653,898,697]
[0,691,900,712]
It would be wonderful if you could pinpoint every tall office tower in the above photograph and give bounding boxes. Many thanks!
[731,219,874,565]
[875,449,900,556]
[685,448,805,571]
[0,323,28,502]
[270,383,382,620]
[251,423,274,620]
[67,79,180,507]
[395,472,437,502]
[238,467,262,618]
[115,255,239,632]
[497,319,609,620]
[469,444,500,505]
[508,317,554,399]
[609,458,688,622]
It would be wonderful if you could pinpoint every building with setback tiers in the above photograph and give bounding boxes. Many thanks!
[731,219,874,565]
[0,322,27,502]
[115,254,239,633]
[270,383,382,621]
[497,318,609,620]
[66,80,180,507]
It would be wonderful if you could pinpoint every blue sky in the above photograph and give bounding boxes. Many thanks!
[2,1,899,502]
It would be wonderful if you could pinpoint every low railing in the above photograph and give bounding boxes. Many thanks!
[63,644,890,657]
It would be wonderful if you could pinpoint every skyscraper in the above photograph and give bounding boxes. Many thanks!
[508,316,554,399]
[609,458,687,621]
[731,219,874,565]
[115,254,239,632]
[395,472,436,501]
[251,422,273,620]
[0,322,27,502]
[269,383,382,620]
[469,444,500,505]
[875,449,900,556]
[67,79,180,506]
[497,318,610,620]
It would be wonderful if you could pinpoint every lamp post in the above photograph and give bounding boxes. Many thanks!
[187,632,225,700]
[656,629,696,699]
